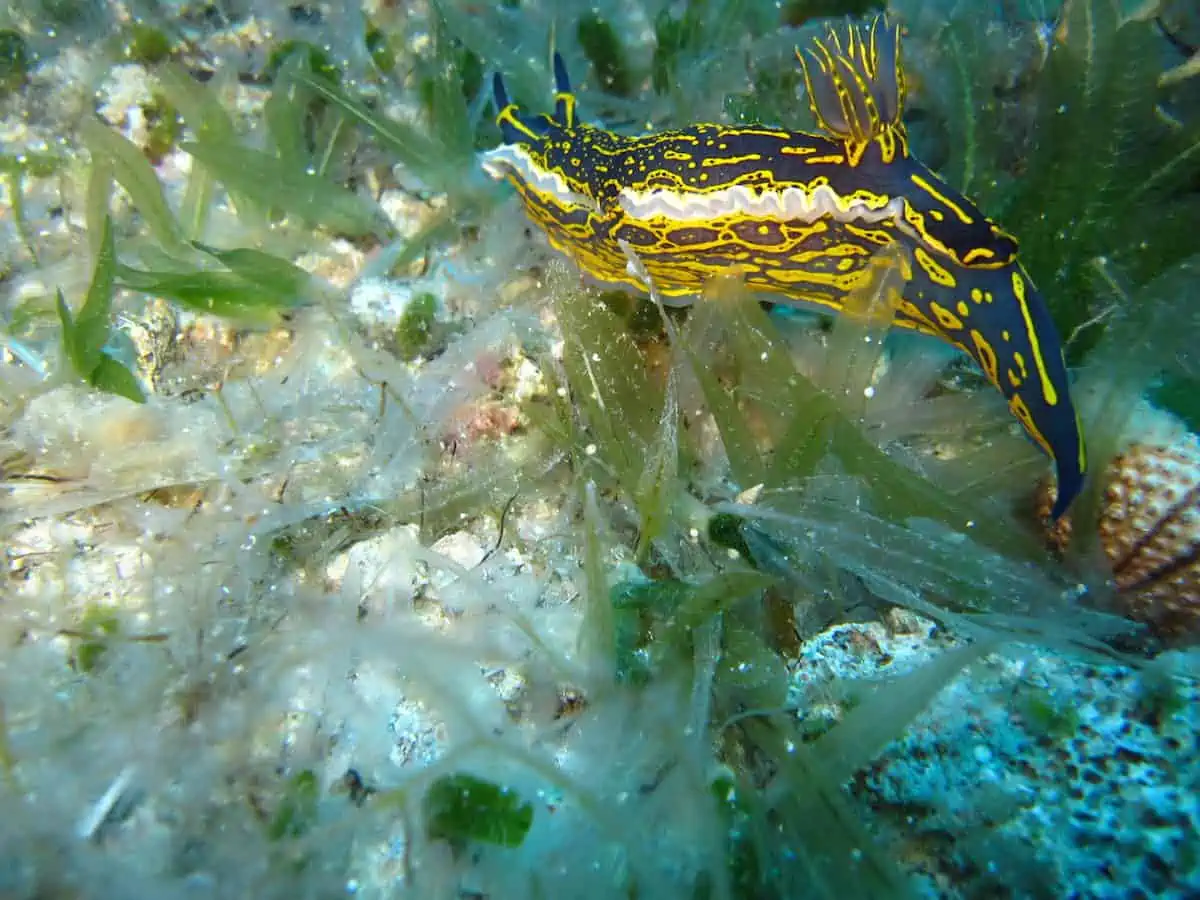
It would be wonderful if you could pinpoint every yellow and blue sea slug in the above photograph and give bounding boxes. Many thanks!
[480,16,1086,519]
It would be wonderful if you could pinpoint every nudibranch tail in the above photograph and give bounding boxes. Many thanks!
[1004,268,1086,521]
[898,257,1086,521]
[1050,417,1086,521]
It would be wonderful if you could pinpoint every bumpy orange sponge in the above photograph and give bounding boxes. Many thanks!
[1098,436,1200,639]
[1041,434,1200,641]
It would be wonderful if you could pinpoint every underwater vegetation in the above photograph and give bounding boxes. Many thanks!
[0,0,1197,898]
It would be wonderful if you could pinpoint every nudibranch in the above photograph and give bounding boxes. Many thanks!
[480,16,1086,519]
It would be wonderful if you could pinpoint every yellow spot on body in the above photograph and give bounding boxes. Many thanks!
[897,300,940,335]
[1013,350,1028,378]
[875,131,898,164]
[733,127,790,139]
[910,173,975,224]
[930,209,945,221]
[805,154,847,165]
[914,246,956,288]
[930,301,964,332]
[956,300,970,317]
[702,154,763,167]
[1008,394,1053,456]
[1011,270,1059,407]
[970,287,983,303]
[962,247,996,265]
[781,145,818,155]
[845,224,893,246]
[970,329,998,385]
[1002,330,1011,341]
[1007,368,1022,389]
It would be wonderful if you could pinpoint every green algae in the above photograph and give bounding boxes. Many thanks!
[781,0,884,25]
[547,267,683,561]
[577,12,633,97]
[70,603,122,674]
[0,29,30,94]
[56,216,145,403]
[423,773,534,849]
[679,272,1040,560]
[609,571,777,687]
[267,770,320,842]
[265,40,340,85]
[121,22,173,65]
[1015,686,1082,741]
[394,292,439,361]
[80,117,184,253]
[118,243,313,319]
[179,139,386,238]
[143,93,183,163]
[931,0,1200,365]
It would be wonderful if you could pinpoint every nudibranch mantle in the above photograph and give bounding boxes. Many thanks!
[480,17,1086,519]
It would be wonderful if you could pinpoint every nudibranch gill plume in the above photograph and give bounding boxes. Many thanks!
[480,16,1086,520]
